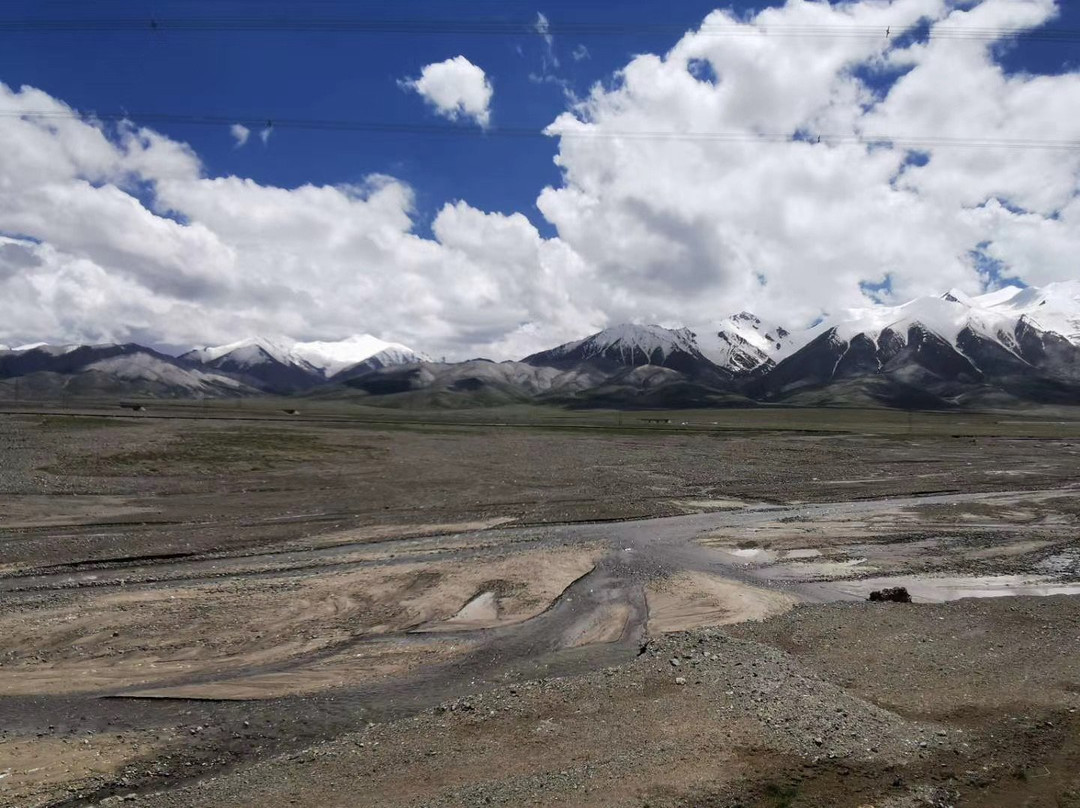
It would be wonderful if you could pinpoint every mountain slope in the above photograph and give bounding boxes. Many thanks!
[0,344,251,399]
[183,335,429,392]
[696,312,794,373]
[4,282,1077,407]
[181,338,321,393]
[522,323,733,383]
[975,281,1080,345]
[291,335,428,378]
[325,360,606,408]
[754,288,1080,406]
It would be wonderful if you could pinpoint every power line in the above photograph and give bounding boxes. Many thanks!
[3,109,1079,151]
[0,17,1079,42]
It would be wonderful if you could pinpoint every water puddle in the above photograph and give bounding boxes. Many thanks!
[676,498,749,511]
[714,546,823,565]
[428,591,499,630]
[763,558,870,581]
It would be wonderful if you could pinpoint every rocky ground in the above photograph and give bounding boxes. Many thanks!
[0,404,1078,807]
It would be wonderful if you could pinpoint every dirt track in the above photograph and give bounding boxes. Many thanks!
[1,407,1079,807]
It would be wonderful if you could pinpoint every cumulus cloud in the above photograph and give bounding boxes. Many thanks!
[400,55,493,126]
[0,81,592,356]
[229,123,250,147]
[1,0,1079,360]
[537,0,1080,328]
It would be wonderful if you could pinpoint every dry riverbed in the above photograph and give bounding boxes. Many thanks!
[0,405,1078,807]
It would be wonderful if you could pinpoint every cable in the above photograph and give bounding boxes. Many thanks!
[1,17,1079,43]
[3,109,1078,151]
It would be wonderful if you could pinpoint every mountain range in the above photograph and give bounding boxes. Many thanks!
[2,281,1079,409]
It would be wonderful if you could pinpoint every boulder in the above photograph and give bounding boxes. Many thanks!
[868,586,912,603]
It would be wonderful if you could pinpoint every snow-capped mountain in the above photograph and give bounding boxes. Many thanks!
[183,336,309,369]
[292,335,427,378]
[973,280,1080,345]
[793,282,1080,356]
[181,337,323,393]
[756,284,1080,406]
[9,342,81,355]
[4,282,1078,407]
[182,334,429,392]
[520,316,796,379]
[522,323,728,378]
[697,312,795,372]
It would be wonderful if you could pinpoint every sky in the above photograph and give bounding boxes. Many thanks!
[0,0,1078,359]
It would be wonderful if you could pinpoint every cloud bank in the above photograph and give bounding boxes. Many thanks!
[0,0,1078,360]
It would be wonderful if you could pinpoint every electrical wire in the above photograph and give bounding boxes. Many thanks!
[3,109,1078,150]
[0,17,1078,43]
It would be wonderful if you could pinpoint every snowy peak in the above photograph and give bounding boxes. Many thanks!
[291,335,428,378]
[523,316,796,376]
[184,336,305,369]
[9,342,89,355]
[183,334,429,391]
[821,293,1026,353]
[758,281,1080,406]
[697,312,795,372]
[523,323,711,371]
[560,324,701,363]
[522,322,740,382]
[815,282,1080,356]
[975,281,1080,345]
[941,288,975,306]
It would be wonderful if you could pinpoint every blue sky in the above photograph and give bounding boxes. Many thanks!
[10,0,1073,239]
[1,0,1078,356]
[1,0,739,237]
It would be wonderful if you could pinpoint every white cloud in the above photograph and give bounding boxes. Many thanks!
[572,44,590,62]
[536,0,1080,328]
[1,0,1078,360]
[229,123,250,147]
[400,55,493,127]
[534,12,553,43]
[0,81,591,356]
[258,124,272,145]
[535,12,559,70]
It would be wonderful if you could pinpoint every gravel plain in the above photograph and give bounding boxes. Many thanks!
[1,404,1079,807]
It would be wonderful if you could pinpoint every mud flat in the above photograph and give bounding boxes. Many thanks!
[0,405,1079,807]
[646,571,800,632]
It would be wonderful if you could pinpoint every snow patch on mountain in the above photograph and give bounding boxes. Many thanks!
[186,337,302,369]
[87,354,247,391]
[787,282,1080,369]
[10,342,86,355]
[543,324,701,364]
[186,334,429,379]
[814,294,1027,356]
[697,312,795,371]
[975,281,1080,345]
[291,335,426,376]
